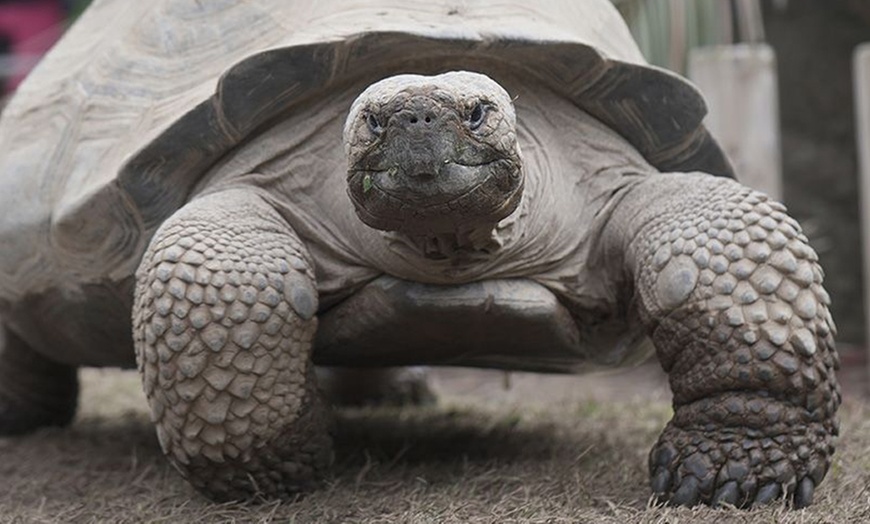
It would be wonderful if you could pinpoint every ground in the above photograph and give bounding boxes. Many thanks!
[0,360,868,524]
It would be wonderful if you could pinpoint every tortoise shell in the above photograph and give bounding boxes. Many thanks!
[0,0,731,366]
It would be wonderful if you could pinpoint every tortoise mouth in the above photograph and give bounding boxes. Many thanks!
[347,157,522,234]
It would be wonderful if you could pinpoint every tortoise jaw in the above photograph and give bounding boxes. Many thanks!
[347,157,522,235]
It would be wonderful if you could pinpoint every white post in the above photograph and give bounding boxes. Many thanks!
[688,44,782,200]
[853,43,870,384]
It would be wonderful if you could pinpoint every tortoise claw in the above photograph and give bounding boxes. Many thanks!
[794,477,815,509]
[712,480,740,507]
[753,483,781,506]
[651,467,671,496]
[669,476,700,507]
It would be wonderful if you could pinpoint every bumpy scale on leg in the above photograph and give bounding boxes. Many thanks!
[628,175,839,508]
[133,189,332,501]
[0,324,78,435]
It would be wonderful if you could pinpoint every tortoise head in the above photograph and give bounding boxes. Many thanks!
[344,71,523,236]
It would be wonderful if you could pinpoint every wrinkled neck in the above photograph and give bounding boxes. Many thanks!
[402,221,504,259]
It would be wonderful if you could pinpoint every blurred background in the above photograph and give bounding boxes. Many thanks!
[1,0,869,390]
[0,0,87,93]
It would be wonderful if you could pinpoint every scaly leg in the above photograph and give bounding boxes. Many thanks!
[609,173,839,508]
[133,188,332,501]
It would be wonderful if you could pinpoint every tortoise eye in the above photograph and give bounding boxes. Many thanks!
[365,113,383,136]
[468,102,487,130]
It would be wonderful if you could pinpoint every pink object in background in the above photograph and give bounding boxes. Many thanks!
[0,0,64,92]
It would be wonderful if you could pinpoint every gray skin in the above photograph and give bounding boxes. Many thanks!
[0,70,838,509]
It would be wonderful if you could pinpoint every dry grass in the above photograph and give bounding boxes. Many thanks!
[0,366,868,523]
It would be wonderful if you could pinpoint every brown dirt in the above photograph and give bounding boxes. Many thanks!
[0,363,868,523]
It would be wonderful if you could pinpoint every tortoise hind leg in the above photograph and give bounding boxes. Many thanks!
[133,188,332,501]
[0,323,78,435]
[317,367,436,407]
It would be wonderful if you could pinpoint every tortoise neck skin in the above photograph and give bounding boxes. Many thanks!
[343,71,523,257]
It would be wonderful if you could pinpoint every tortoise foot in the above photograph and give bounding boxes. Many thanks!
[649,394,834,508]
[0,399,75,436]
[183,372,334,502]
[317,367,436,408]
[0,325,77,435]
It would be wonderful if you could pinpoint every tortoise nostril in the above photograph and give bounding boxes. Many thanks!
[401,108,437,126]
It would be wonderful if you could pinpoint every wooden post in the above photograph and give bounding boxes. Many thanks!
[688,44,782,200]
[853,43,870,386]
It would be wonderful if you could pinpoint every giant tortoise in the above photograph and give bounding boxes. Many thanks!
[0,0,839,508]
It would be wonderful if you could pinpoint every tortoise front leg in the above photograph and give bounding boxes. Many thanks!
[133,188,332,501]
[611,173,839,508]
